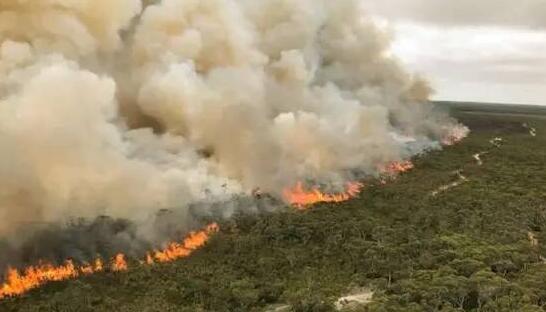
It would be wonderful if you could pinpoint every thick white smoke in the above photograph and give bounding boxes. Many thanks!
[0,0,463,234]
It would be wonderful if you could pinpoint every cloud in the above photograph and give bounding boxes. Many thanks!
[393,23,546,83]
[364,0,546,29]
[363,1,546,105]
[391,23,546,104]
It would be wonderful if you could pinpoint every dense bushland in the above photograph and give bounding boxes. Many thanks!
[2,112,546,312]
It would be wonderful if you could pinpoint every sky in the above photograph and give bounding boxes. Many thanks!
[364,0,546,105]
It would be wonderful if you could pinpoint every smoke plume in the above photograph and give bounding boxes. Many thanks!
[0,0,463,263]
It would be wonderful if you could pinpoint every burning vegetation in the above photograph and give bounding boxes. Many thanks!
[0,0,471,307]
[283,160,419,209]
[0,0,467,238]
[283,182,365,209]
[0,223,218,300]
[379,161,415,176]
[2,112,544,311]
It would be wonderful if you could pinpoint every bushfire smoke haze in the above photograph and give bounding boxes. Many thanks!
[0,0,462,238]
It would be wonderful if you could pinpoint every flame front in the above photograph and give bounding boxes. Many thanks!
[149,223,219,263]
[111,254,128,272]
[284,160,417,209]
[80,259,103,276]
[379,161,415,175]
[283,182,365,209]
[0,223,219,300]
[0,261,78,299]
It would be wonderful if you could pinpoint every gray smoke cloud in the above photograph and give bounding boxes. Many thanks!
[0,0,463,240]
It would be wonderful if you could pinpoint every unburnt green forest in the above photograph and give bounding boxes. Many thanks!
[2,105,546,312]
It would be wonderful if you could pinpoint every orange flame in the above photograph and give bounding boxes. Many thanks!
[111,254,128,272]
[379,160,415,175]
[0,223,219,300]
[283,160,415,209]
[283,182,364,209]
[150,223,219,263]
[80,259,103,275]
[146,253,154,265]
[0,261,78,299]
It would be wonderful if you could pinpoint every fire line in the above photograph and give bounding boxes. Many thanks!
[0,223,219,300]
[283,181,365,209]
[283,161,416,209]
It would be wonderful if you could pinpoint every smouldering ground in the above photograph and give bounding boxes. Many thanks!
[2,111,546,311]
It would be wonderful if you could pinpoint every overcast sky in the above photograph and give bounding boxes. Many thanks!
[364,0,546,105]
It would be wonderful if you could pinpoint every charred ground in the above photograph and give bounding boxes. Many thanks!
[2,103,546,312]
